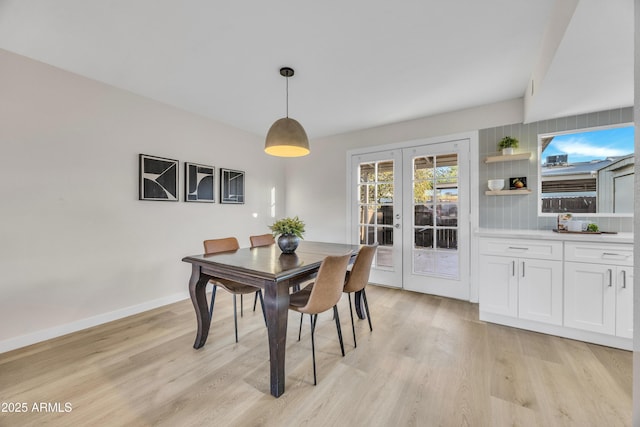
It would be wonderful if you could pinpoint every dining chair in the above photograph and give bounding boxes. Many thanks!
[203,237,266,343]
[288,252,351,385]
[249,233,275,248]
[249,233,276,311]
[343,244,377,347]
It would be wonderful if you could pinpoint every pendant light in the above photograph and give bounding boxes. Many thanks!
[265,67,310,157]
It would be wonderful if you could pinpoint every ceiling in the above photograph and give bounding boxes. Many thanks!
[0,1,633,139]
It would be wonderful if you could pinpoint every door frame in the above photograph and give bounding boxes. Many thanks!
[346,131,480,302]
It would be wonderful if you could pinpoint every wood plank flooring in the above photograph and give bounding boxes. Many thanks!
[0,285,632,426]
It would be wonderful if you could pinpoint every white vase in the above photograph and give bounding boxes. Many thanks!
[502,147,514,155]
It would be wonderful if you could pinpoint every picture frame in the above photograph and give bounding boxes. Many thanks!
[509,176,527,190]
[185,162,215,203]
[220,168,245,204]
[139,154,179,201]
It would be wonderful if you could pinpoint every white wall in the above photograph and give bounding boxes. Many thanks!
[0,50,286,352]
[285,99,524,244]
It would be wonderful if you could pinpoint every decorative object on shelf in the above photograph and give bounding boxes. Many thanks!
[557,213,572,231]
[185,162,214,202]
[498,136,519,155]
[487,179,505,191]
[509,177,527,189]
[220,168,245,204]
[265,67,310,157]
[269,216,305,253]
[139,154,179,201]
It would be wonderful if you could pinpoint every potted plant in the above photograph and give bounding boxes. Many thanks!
[269,216,305,253]
[498,136,519,155]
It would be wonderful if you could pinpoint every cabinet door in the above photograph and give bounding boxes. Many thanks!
[616,267,634,339]
[479,255,517,317]
[518,259,563,325]
[564,262,615,334]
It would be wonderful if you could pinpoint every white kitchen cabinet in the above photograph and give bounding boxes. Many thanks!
[479,238,563,325]
[477,231,634,350]
[564,242,633,338]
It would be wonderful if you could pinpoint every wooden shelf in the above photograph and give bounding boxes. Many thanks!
[485,189,532,196]
[484,152,532,163]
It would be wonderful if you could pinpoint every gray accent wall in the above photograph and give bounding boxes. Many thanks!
[479,107,634,232]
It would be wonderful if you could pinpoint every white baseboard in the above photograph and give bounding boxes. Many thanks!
[0,291,190,354]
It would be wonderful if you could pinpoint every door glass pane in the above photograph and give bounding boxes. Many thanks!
[360,163,375,182]
[412,154,459,278]
[414,205,433,226]
[378,206,393,225]
[358,160,395,270]
[360,206,376,224]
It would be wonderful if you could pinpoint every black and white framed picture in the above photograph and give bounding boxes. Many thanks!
[139,154,179,201]
[185,162,215,202]
[220,168,245,204]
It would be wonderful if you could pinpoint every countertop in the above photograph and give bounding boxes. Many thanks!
[475,228,634,244]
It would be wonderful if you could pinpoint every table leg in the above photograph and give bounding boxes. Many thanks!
[264,279,290,397]
[188,265,213,349]
[354,290,366,320]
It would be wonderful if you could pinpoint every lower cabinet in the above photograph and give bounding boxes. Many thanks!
[479,238,563,326]
[479,236,634,349]
[564,242,634,339]
[480,255,562,325]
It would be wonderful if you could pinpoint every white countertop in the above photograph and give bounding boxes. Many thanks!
[475,228,634,244]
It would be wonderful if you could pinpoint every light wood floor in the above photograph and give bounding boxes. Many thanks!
[0,285,632,426]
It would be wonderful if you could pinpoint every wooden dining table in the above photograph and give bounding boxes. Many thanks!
[182,240,362,398]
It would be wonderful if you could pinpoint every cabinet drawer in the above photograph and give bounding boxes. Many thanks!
[564,242,633,266]
[479,238,562,260]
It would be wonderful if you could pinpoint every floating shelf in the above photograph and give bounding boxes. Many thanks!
[484,152,532,163]
[485,189,532,196]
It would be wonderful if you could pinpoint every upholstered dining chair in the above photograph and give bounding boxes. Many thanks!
[343,244,377,347]
[249,233,275,248]
[288,252,351,385]
[249,233,276,311]
[203,237,266,343]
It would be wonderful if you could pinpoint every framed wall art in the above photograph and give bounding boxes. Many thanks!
[139,154,179,201]
[185,162,215,202]
[220,168,245,204]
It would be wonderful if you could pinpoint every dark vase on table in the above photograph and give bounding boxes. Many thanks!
[277,234,300,254]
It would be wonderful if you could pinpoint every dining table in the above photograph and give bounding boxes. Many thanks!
[182,240,362,397]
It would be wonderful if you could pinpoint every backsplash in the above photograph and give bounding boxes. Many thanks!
[478,107,634,232]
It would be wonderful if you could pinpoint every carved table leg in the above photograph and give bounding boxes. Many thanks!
[188,265,212,349]
[264,279,290,397]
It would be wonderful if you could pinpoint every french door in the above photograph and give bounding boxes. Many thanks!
[351,139,470,300]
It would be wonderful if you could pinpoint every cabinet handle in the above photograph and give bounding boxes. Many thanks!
[608,269,613,287]
[512,260,515,277]
[622,270,626,289]
[522,261,525,278]
[508,247,529,251]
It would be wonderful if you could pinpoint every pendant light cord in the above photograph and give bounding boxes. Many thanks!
[285,76,289,118]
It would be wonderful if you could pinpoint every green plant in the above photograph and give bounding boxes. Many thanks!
[269,216,305,239]
[498,136,519,150]
[587,223,599,232]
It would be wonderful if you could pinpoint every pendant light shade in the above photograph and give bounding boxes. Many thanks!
[265,67,310,157]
